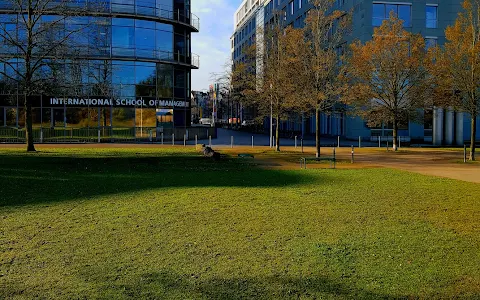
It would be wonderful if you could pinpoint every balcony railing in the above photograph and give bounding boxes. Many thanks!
[0,2,200,31]
[0,45,200,68]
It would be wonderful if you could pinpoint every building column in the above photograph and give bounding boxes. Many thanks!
[444,107,454,145]
[433,107,444,146]
[455,111,464,146]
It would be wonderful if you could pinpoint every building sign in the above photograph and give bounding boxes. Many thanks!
[49,97,190,108]
[0,95,190,108]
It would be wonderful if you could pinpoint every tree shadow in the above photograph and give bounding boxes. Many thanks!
[85,270,411,299]
[0,152,336,207]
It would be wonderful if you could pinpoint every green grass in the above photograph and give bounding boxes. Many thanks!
[1,149,480,299]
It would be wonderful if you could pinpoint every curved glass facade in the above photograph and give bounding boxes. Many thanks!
[0,0,198,141]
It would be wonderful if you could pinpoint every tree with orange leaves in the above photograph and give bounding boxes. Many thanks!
[430,0,480,160]
[344,14,430,151]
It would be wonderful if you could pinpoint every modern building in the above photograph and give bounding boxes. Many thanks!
[233,0,480,145]
[0,0,206,142]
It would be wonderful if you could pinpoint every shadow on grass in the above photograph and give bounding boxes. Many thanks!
[90,270,408,300]
[0,152,331,207]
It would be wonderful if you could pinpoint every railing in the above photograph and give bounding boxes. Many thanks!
[0,126,217,143]
[0,2,200,31]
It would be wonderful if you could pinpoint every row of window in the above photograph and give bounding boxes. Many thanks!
[233,17,256,46]
[0,60,190,98]
[373,3,438,28]
[0,16,191,59]
[0,107,178,128]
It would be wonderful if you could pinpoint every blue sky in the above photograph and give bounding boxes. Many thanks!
[191,0,242,91]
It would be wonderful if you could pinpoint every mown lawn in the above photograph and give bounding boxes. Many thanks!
[0,148,479,299]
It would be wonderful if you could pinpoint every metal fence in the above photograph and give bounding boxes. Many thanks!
[0,127,216,144]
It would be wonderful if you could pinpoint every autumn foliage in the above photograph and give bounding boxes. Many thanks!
[344,14,430,151]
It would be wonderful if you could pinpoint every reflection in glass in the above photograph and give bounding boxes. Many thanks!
[157,64,173,97]
[135,108,156,127]
[156,108,173,128]
[112,108,135,127]
[6,108,16,127]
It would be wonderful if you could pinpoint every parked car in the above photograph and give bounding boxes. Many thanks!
[199,118,212,125]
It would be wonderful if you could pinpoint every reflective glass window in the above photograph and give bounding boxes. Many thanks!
[112,63,135,84]
[425,37,437,49]
[156,30,173,52]
[112,26,134,48]
[426,5,437,28]
[157,23,173,32]
[372,3,411,27]
[372,4,384,26]
[398,5,411,27]
[136,20,155,29]
[135,27,155,49]
[157,64,173,97]
[112,18,134,27]
[136,64,156,84]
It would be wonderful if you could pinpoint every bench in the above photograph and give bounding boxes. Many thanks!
[300,157,336,169]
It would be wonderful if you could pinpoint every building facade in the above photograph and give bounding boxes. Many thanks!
[233,0,480,145]
[0,0,201,142]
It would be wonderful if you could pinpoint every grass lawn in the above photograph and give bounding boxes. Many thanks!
[1,148,480,299]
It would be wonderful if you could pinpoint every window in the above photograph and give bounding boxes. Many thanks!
[290,1,294,15]
[425,37,437,50]
[299,0,302,9]
[372,3,411,27]
[426,5,438,28]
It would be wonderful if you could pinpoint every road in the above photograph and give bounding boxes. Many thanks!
[197,128,374,147]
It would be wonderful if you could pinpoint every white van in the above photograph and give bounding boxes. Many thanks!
[199,118,212,125]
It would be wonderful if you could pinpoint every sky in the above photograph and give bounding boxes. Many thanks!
[191,0,242,91]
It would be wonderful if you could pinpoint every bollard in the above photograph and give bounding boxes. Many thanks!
[98,129,101,143]
[195,135,198,146]
[161,132,164,145]
[301,139,304,153]
[386,140,389,151]
[149,130,152,142]
[338,136,340,148]
[295,136,297,148]
[358,136,361,148]
[40,129,43,143]
[379,137,381,148]
[252,136,254,148]
[333,147,336,169]
[231,136,234,148]
[184,134,186,147]
[209,135,212,147]
[172,134,175,145]
[351,145,354,163]
[464,144,467,163]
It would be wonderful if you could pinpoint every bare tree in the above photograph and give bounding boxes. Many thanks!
[0,0,101,151]
[255,15,304,151]
[301,0,350,157]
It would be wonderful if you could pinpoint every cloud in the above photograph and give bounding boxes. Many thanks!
[191,0,241,91]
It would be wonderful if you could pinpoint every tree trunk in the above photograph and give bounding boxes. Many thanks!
[275,114,280,152]
[392,120,398,151]
[470,116,476,161]
[25,94,36,152]
[315,106,321,158]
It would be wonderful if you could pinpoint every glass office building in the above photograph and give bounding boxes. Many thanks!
[0,0,201,142]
